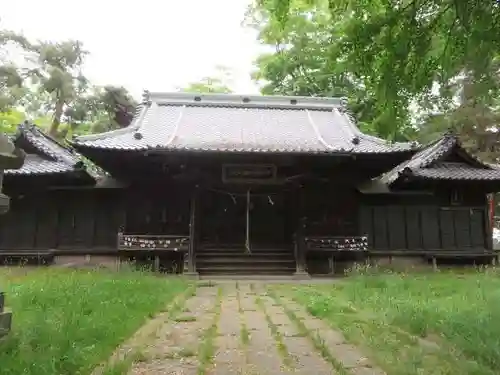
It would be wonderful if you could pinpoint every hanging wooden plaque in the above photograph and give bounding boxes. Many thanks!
[222,164,277,183]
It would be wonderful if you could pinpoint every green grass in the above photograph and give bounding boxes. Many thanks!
[274,268,500,375]
[0,266,189,375]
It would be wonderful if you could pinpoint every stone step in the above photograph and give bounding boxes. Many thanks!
[198,269,295,276]
[199,274,298,280]
[198,248,292,254]
[199,244,290,251]
[196,263,296,275]
[196,243,296,274]
[197,252,294,258]
[197,257,295,264]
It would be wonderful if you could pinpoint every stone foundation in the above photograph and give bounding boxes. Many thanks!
[53,255,119,269]
[367,256,428,270]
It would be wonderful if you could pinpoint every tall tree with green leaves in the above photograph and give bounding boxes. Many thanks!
[260,0,500,100]
[0,29,30,114]
[246,0,416,140]
[258,0,500,142]
[28,40,89,136]
[75,85,138,134]
[1,27,138,137]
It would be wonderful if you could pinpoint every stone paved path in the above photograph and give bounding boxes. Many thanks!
[122,282,386,375]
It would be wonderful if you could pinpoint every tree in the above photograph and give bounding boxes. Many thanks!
[0,29,30,113]
[416,73,500,163]
[96,86,137,128]
[180,65,234,94]
[0,30,90,136]
[246,0,415,140]
[0,109,24,134]
[27,40,90,137]
[0,26,138,138]
[74,85,137,134]
[261,0,500,114]
[0,65,23,113]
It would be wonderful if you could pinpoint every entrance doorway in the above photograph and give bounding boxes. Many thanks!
[198,188,292,249]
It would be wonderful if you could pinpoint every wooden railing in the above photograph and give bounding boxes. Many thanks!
[117,233,190,251]
[304,235,369,252]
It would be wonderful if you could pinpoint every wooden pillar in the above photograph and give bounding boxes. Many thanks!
[185,188,199,277]
[485,195,494,251]
[328,255,335,275]
[293,216,310,279]
[154,255,160,272]
[297,218,306,272]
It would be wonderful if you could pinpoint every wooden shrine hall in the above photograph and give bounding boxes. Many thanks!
[1,92,499,276]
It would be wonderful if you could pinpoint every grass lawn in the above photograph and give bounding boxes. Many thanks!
[0,267,189,375]
[273,268,500,375]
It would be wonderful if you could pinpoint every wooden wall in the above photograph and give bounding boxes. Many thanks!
[124,188,190,235]
[0,182,491,254]
[0,190,125,251]
[359,191,489,252]
[0,187,191,252]
[301,186,359,236]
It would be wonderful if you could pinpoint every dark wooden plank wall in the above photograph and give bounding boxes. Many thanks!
[0,187,193,251]
[125,189,190,235]
[301,186,359,236]
[0,190,125,251]
[359,192,488,251]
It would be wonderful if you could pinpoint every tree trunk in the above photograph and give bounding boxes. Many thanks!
[49,96,64,137]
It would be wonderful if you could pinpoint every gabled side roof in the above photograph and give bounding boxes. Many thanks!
[5,123,94,180]
[70,92,414,155]
[362,132,500,191]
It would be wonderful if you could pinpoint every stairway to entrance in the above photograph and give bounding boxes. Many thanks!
[195,244,296,275]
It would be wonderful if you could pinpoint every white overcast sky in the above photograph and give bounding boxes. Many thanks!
[1,0,264,99]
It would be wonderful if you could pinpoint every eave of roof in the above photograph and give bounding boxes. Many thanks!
[365,131,500,188]
[5,154,76,176]
[411,162,500,181]
[70,92,415,155]
[4,123,95,179]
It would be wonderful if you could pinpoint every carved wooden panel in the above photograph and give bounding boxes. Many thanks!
[118,233,189,252]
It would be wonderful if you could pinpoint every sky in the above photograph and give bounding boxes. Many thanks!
[1,0,264,99]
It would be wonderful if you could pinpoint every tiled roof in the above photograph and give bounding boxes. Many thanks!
[71,92,414,155]
[413,162,500,181]
[5,124,91,177]
[5,154,74,175]
[374,132,500,185]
